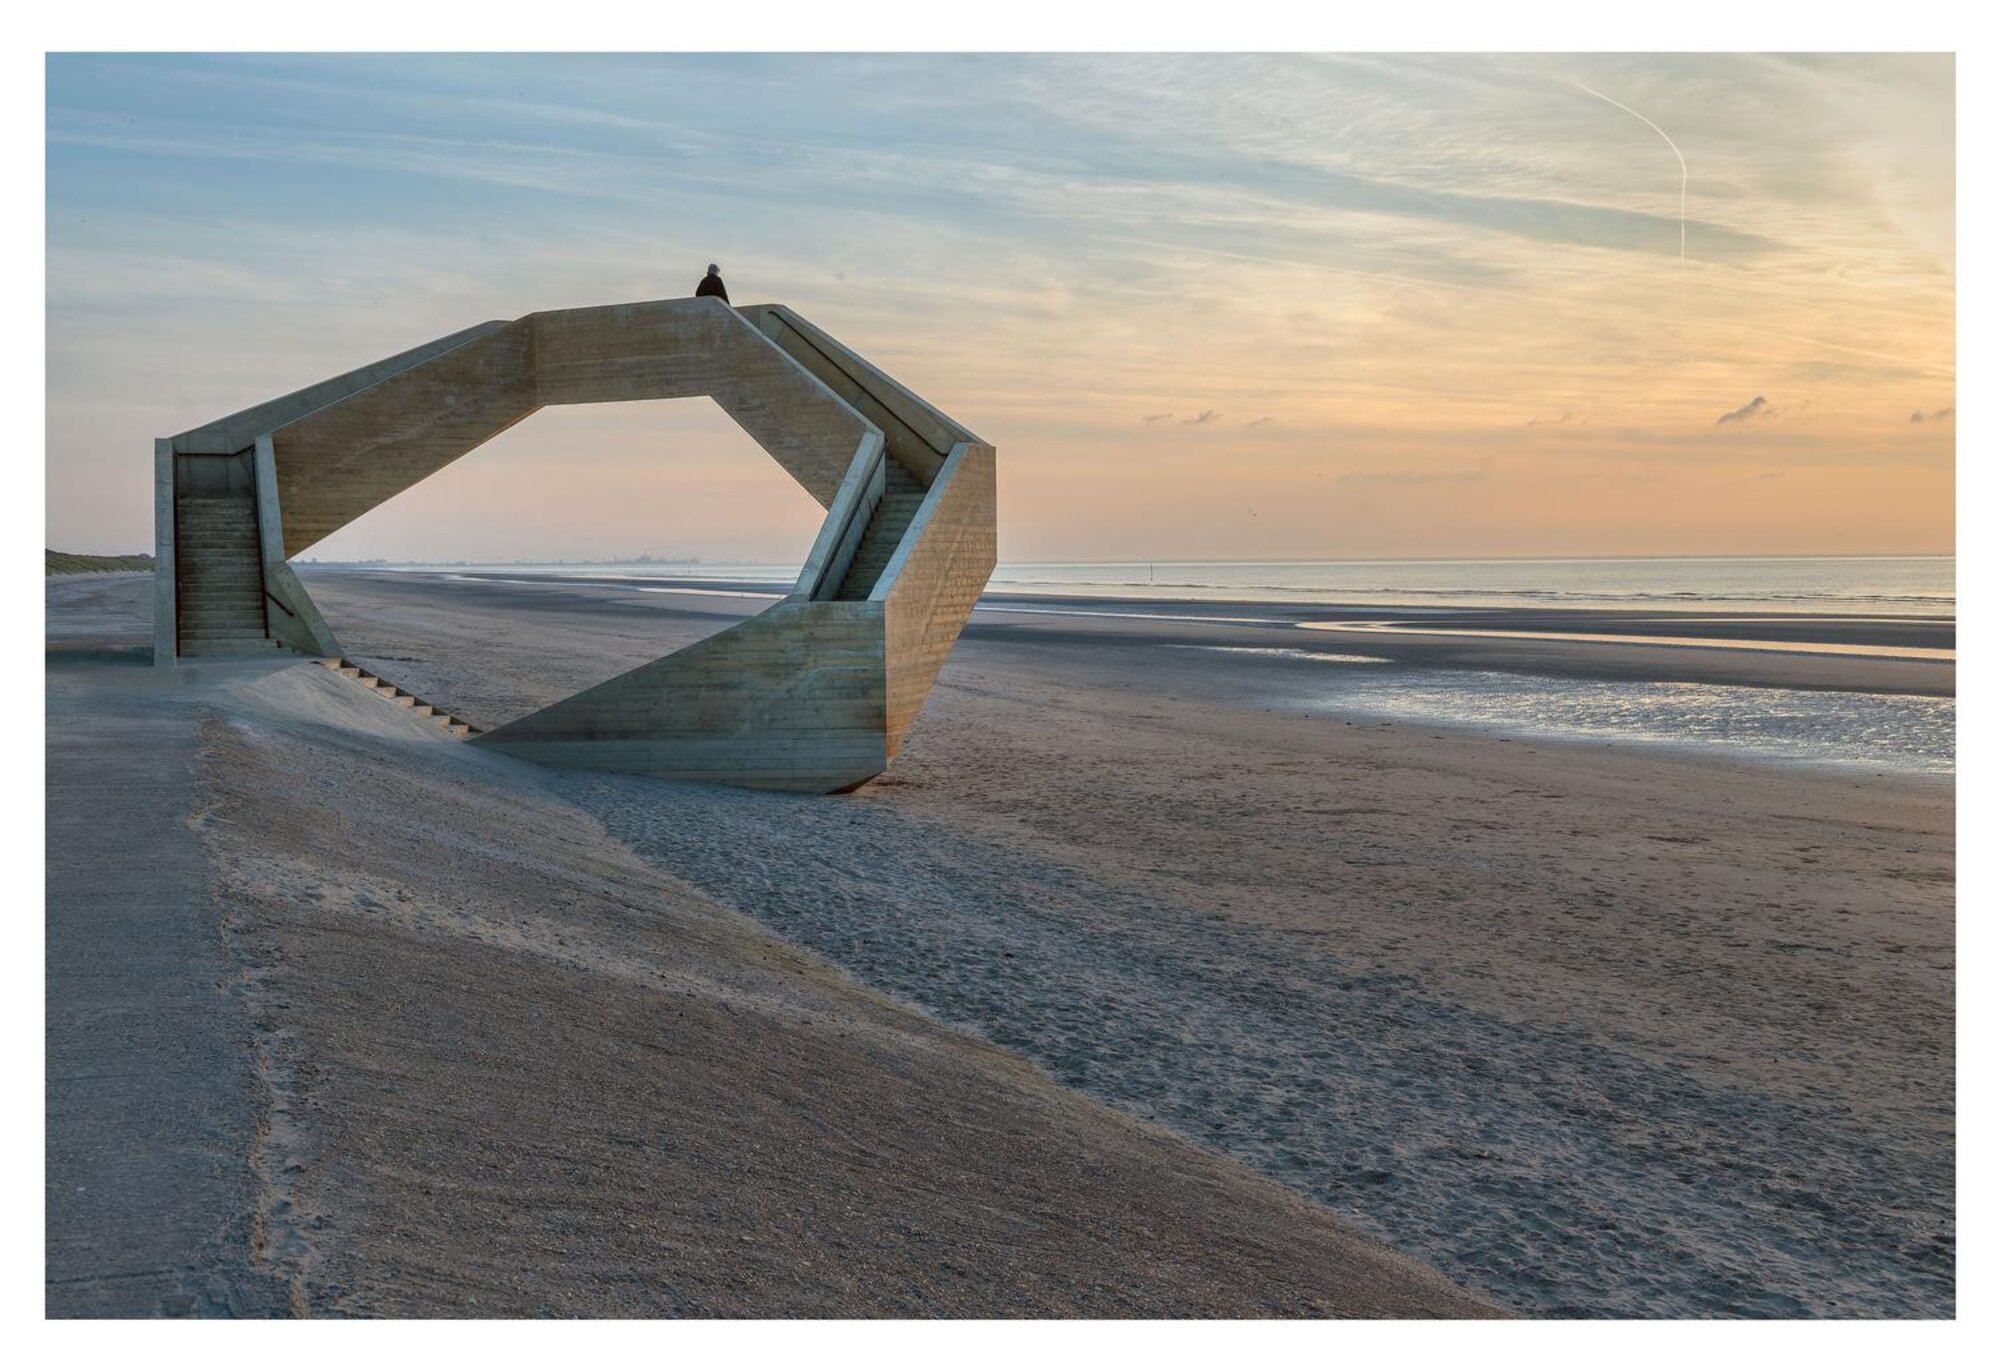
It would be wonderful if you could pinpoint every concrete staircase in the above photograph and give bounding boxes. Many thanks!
[317,658,484,738]
[834,461,927,600]
[175,492,281,656]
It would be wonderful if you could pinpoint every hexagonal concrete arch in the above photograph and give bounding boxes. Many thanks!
[154,297,997,793]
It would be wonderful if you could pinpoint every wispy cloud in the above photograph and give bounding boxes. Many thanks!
[1526,410,1580,427]
[1715,396,1772,425]
[1180,410,1222,426]
[1244,416,1274,428]
[1141,412,1173,424]
[1909,406,1955,423]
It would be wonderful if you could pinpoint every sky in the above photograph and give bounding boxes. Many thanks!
[45,53,1955,564]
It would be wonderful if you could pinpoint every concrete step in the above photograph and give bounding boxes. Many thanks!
[180,639,281,655]
[180,599,263,613]
[182,626,268,638]
[180,607,266,620]
[181,616,267,632]
[179,598,265,614]
[316,657,478,736]
[180,591,263,606]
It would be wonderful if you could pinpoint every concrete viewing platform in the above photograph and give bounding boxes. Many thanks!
[155,297,997,792]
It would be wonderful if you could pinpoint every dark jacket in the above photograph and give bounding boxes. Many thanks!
[696,273,730,303]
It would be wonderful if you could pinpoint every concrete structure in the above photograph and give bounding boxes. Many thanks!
[155,297,997,792]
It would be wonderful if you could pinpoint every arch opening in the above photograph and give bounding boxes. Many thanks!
[297,398,829,728]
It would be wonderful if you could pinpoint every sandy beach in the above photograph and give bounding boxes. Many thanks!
[47,572,1499,1319]
[46,568,1952,1317]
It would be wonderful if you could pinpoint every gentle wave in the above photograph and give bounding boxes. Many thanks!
[1168,645,1392,665]
[995,581,1956,606]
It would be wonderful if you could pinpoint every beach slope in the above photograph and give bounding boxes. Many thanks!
[45,573,1499,1318]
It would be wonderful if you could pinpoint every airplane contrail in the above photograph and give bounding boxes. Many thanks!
[1574,80,1687,264]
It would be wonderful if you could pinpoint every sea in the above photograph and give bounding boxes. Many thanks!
[995,554,1956,616]
[362,555,1954,776]
[378,553,1954,617]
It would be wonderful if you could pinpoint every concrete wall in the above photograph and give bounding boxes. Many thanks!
[881,444,999,753]
[269,319,540,557]
[739,304,979,484]
[152,440,176,667]
[530,302,873,508]
[472,600,891,792]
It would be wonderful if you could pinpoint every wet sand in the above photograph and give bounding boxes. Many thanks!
[344,568,1954,699]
